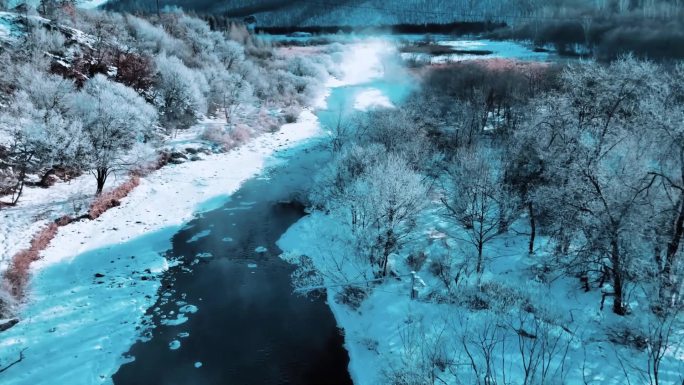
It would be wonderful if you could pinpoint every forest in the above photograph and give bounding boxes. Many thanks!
[100,0,684,59]
[278,54,684,384]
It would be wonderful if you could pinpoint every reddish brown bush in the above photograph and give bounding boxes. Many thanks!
[88,176,140,220]
[115,52,155,95]
[3,223,59,297]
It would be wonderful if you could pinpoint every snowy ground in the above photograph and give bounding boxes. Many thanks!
[0,38,395,384]
[278,210,684,385]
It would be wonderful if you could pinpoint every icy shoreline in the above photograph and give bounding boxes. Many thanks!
[0,105,326,384]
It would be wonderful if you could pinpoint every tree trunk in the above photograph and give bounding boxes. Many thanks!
[611,237,626,315]
[661,193,684,307]
[10,163,28,205]
[95,168,108,195]
[11,178,25,205]
[528,201,536,254]
[381,228,395,277]
[39,167,56,187]
[476,242,484,274]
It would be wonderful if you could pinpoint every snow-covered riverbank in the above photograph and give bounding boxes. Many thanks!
[0,37,400,384]
[0,108,325,384]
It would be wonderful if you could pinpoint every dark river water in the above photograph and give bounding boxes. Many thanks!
[112,138,351,385]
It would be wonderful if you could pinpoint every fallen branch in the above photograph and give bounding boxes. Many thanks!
[0,348,27,374]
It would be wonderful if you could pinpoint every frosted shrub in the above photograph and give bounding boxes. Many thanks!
[287,56,328,80]
[230,124,252,145]
[283,106,301,123]
[88,176,140,219]
[201,125,235,150]
[125,15,188,58]
[201,124,254,150]
[28,26,66,55]
[335,286,367,310]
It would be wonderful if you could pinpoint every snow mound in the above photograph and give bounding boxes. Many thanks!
[354,88,394,111]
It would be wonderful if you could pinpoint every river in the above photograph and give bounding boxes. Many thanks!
[111,36,546,384]
[112,53,414,385]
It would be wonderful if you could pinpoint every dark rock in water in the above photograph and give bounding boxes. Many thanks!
[0,318,19,332]
[94,273,105,278]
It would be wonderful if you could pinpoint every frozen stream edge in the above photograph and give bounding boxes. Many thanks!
[0,68,332,385]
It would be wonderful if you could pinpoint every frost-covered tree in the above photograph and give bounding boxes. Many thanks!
[312,146,428,277]
[152,55,207,134]
[504,135,546,254]
[647,63,684,310]
[532,57,662,315]
[69,74,157,194]
[0,70,82,204]
[215,39,245,70]
[441,147,514,276]
[359,109,431,171]
[204,68,252,123]
[352,154,428,276]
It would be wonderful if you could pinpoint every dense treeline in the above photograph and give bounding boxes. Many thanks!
[0,6,333,200]
[102,0,684,26]
[490,15,684,60]
[100,0,684,61]
[303,57,684,383]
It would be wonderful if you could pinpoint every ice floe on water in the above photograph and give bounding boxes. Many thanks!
[179,304,198,314]
[161,313,188,326]
[186,229,211,243]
